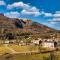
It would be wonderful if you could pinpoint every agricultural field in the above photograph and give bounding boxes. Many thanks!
[0,44,60,60]
[13,51,60,60]
[0,51,60,60]
[8,45,38,53]
[0,45,12,54]
[0,44,39,54]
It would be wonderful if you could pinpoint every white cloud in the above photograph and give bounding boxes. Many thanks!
[52,18,60,21]
[7,2,30,9]
[48,18,60,25]
[4,11,20,18]
[53,14,60,17]
[21,7,40,16]
[44,11,60,17]
[43,11,60,30]
[44,11,60,24]
[0,1,6,5]
[49,18,60,24]
[51,11,60,23]
[48,19,57,24]
[44,13,53,17]
[49,22,56,24]
[7,1,41,17]
[52,11,60,17]
[6,1,60,18]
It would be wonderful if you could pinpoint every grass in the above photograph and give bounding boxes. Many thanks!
[0,53,50,60]
[0,45,11,54]
[0,45,60,60]
[0,44,38,54]
[7,51,60,60]
[0,45,50,60]
[11,53,50,60]
[8,45,38,52]
[0,51,60,60]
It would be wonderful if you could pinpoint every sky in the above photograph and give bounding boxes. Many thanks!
[0,0,60,30]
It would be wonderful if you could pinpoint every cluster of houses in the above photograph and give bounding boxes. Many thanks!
[31,38,57,49]
[0,37,58,49]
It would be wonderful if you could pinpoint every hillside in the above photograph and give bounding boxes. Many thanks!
[0,13,59,39]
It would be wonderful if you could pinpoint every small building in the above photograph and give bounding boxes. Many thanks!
[42,41,54,49]
[31,38,42,45]
[5,40,9,44]
[9,40,16,44]
[31,40,40,45]
[41,39,57,49]
[19,41,26,46]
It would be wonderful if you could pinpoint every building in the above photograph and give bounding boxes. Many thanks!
[41,39,57,49]
[42,41,54,48]
[31,38,42,45]
[32,38,57,49]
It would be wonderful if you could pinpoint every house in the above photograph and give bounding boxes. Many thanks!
[4,40,9,44]
[31,38,42,45]
[9,40,16,44]
[31,40,40,45]
[19,40,26,46]
[41,39,57,49]
[42,40,54,49]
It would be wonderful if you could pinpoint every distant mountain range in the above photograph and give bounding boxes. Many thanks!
[0,14,59,36]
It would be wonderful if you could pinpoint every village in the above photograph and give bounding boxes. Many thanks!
[0,36,58,50]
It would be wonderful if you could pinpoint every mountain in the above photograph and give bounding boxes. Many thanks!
[0,13,58,38]
[0,14,27,31]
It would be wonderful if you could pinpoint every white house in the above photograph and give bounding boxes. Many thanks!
[5,40,9,44]
[41,39,57,49]
[42,41,54,49]
[31,40,41,45]
[32,40,39,45]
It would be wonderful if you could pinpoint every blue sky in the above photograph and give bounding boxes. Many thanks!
[0,0,60,30]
